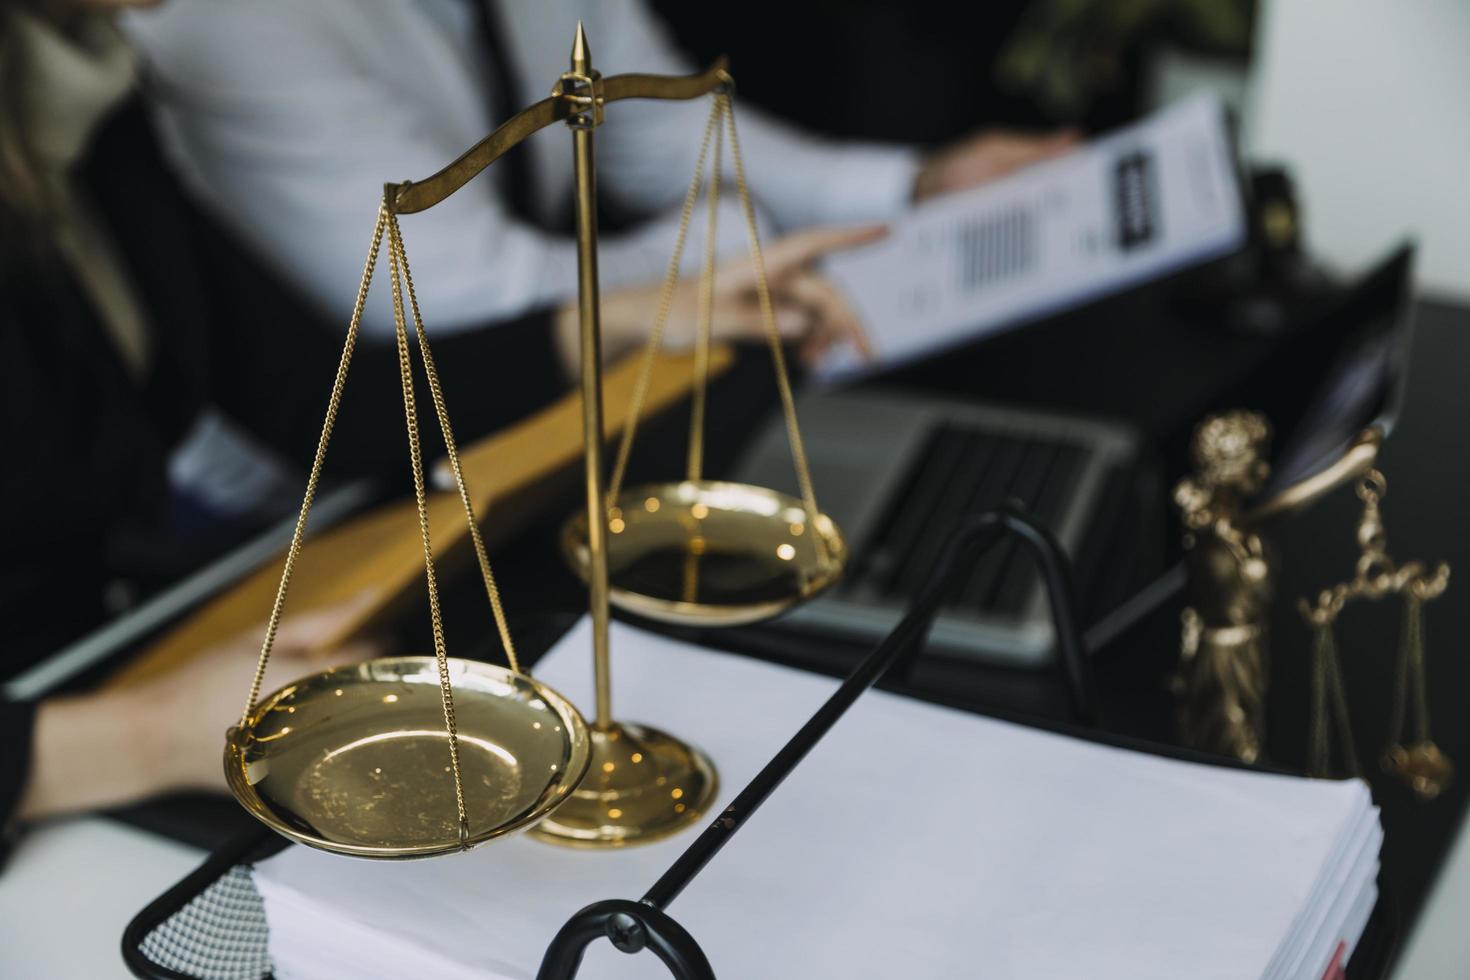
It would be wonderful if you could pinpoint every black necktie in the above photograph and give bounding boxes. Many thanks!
[473,1,539,224]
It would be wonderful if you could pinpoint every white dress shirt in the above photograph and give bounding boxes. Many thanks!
[123,0,919,337]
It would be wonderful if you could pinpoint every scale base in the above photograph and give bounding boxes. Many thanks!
[530,721,717,848]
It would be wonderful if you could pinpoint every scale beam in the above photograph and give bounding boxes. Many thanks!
[388,60,730,215]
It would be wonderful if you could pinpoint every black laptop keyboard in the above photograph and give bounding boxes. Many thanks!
[841,422,1090,618]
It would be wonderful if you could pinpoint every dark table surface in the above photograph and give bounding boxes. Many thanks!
[108,274,1469,978]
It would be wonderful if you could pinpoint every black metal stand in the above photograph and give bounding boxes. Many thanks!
[536,503,1096,979]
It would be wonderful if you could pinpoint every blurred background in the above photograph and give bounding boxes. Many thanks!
[656,0,1468,302]
[4,1,1470,977]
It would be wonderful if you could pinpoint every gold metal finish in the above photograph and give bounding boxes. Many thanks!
[529,722,718,848]
[564,481,847,627]
[388,99,561,215]
[686,103,723,485]
[1298,468,1452,796]
[1384,585,1454,798]
[578,87,846,628]
[234,26,759,853]
[388,216,521,676]
[387,212,472,837]
[387,55,729,215]
[531,26,720,848]
[604,95,728,506]
[227,197,589,857]
[726,97,831,553]
[239,207,388,729]
[226,657,590,858]
[567,23,613,733]
[1174,414,1395,767]
[601,67,734,105]
[1173,411,1275,763]
[1245,427,1383,524]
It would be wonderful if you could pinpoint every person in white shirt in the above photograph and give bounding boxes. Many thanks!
[122,0,1074,366]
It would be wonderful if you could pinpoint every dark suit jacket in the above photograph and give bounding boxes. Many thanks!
[0,98,567,831]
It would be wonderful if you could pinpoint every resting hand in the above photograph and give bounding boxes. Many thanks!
[558,224,885,371]
[913,128,1079,201]
[19,595,381,820]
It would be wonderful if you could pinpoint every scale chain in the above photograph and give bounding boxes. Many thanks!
[606,95,725,505]
[686,102,724,483]
[1410,593,1431,744]
[239,207,387,728]
[603,87,830,566]
[1325,626,1361,778]
[1309,625,1329,777]
[724,97,829,559]
[386,222,471,847]
[1300,469,1450,790]
[1308,623,1361,779]
[1388,595,1414,751]
[388,215,522,676]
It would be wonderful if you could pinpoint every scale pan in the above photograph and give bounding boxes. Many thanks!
[563,480,846,626]
[226,657,591,859]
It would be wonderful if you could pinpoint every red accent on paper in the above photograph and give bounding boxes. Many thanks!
[1321,941,1348,980]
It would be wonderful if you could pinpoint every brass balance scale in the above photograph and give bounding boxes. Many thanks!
[225,25,846,856]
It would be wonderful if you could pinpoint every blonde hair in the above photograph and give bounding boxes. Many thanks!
[0,2,60,261]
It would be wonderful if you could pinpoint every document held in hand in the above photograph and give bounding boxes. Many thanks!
[820,94,1246,379]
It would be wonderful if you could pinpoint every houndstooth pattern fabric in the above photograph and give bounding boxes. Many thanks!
[136,865,272,980]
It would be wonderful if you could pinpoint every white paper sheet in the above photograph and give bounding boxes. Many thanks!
[819,94,1246,380]
[256,619,1377,980]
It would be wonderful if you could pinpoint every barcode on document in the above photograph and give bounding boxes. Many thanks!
[956,205,1039,293]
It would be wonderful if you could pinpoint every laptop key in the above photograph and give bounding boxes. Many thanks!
[954,435,1029,607]
[992,442,1087,615]
[859,424,967,595]
[959,437,1047,612]
[892,429,1004,598]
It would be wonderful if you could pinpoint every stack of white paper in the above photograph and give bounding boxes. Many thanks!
[254,620,1380,980]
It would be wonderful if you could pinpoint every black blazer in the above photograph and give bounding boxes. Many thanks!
[0,99,567,828]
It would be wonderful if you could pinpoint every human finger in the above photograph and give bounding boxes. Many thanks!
[779,271,873,361]
[709,291,812,343]
[756,224,888,281]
